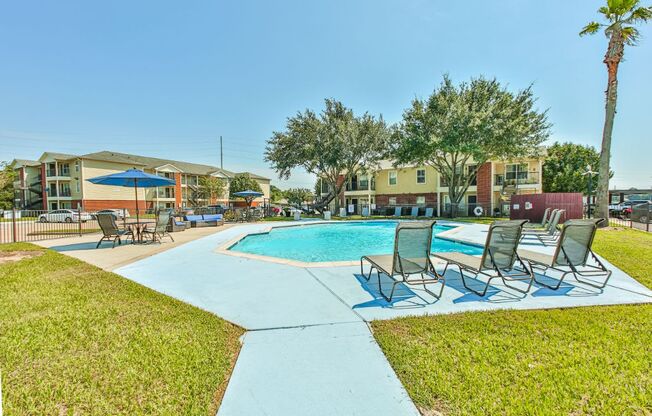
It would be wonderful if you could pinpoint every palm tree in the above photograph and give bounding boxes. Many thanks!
[580,0,652,222]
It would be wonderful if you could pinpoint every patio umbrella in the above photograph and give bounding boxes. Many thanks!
[233,189,264,208]
[87,168,175,227]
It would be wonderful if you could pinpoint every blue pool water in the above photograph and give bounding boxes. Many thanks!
[229,221,483,263]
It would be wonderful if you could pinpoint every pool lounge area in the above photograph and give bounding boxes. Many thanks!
[114,219,652,416]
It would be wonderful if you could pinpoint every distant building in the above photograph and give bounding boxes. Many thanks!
[320,156,544,216]
[11,151,270,211]
[609,188,652,205]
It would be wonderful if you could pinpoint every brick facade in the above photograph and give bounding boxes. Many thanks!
[476,162,492,208]
[174,173,182,208]
[375,193,438,206]
[82,199,154,212]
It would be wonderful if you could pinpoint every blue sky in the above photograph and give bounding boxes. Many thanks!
[0,0,650,189]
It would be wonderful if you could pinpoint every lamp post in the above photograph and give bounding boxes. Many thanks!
[583,165,597,218]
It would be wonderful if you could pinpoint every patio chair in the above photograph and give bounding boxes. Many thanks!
[518,218,612,290]
[524,207,552,229]
[360,221,444,302]
[432,220,533,297]
[410,206,419,217]
[393,207,402,217]
[142,209,174,243]
[167,215,190,232]
[96,213,134,248]
[424,207,434,218]
[522,209,564,243]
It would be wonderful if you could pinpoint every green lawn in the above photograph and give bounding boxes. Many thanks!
[372,227,652,416]
[0,243,244,415]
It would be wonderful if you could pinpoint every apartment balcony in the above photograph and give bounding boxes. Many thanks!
[494,172,541,187]
[345,180,376,193]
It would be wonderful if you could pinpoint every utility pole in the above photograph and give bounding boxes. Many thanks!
[220,136,224,170]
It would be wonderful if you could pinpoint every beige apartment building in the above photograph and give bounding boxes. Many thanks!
[12,151,270,211]
[325,156,544,216]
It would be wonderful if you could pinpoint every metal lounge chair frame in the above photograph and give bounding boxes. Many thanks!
[433,220,533,297]
[522,209,564,244]
[520,218,612,290]
[143,209,175,243]
[96,213,134,248]
[524,207,552,229]
[360,221,445,302]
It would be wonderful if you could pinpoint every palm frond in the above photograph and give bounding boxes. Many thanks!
[621,25,641,44]
[624,6,652,23]
[580,21,602,36]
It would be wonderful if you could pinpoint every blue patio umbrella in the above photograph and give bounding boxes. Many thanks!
[88,168,176,226]
[233,189,264,208]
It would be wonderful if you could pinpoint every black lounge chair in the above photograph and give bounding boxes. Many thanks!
[96,213,134,248]
[142,209,174,243]
[360,221,444,302]
[432,220,533,297]
[518,218,612,290]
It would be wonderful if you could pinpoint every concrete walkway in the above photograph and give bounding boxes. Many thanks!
[108,220,652,416]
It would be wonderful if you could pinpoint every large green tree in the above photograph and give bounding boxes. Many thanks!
[393,76,550,217]
[580,0,652,222]
[284,188,314,207]
[197,176,226,203]
[229,173,262,201]
[265,99,390,212]
[270,185,284,202]
[0,161,17,210]
[543,142,607,193]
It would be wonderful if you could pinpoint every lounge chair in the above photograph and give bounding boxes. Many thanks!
[142,209,174,243]
[432,220,533,296]
[393,207,402,217]
[168,215,190,232]
[518,218,612,290]
[522,209,564,243]
[96,213,134,248]
[410,207,419,217]
[424,207,434,218]
[524,207,552,229]
[360,221,444,302]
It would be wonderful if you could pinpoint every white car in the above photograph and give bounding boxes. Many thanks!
[93,209,130,220]
[38,209,93,223]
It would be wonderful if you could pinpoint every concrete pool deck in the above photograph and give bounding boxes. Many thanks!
[108,220,652,416]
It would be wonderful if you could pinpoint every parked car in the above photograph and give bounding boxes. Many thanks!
[609,200,650,218]
[38,209,93,223]
[92,209,130,220]
[631,202,651,224]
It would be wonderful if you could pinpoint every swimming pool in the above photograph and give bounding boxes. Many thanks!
[228,221,483,263]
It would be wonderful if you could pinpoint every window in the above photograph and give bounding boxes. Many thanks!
[505,164,529,180]
[439,165,463,187]
[388,197,397,206]
[416,169,426,184]
[75,182,80,193]
[388,171,397,186]
[467,165,477,186]
[59,182,71,197]
[75,161,80,172]
[416,196,426,206]
[59,163,70,176]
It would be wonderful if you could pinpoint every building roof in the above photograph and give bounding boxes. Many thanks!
[11,159,40,167]
[39,152,80,162]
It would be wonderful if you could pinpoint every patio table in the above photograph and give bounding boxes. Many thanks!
[126,220,154,244]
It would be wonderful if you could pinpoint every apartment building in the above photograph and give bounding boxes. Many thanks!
[11,151,270,211]
[324,157,544,216]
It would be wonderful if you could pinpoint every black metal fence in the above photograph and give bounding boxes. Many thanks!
[607,216,651,232]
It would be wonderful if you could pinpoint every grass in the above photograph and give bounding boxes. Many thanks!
[372,227,652,416]
[0,243,244,415]
[593,227,652,289]
[27,228,100,236]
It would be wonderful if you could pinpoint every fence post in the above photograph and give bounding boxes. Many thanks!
[12,207,17,243]
[78,206,83,236]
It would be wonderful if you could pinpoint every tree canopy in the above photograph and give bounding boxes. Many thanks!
[270,185,284,202]
[265,99,390,211]
[392,75,550,216]
[543,142,609,194]
[197,176,226,202]
[0,161,17,210]
[284,188,314,207]
[229,173,262,200]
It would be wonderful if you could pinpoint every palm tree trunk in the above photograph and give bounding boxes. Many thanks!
[596,32,624,224]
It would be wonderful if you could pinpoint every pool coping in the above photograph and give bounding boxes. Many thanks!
[215,220,481,268]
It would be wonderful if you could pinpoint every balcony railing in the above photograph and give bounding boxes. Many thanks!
[345,181,375,192]
[495,172,540,186]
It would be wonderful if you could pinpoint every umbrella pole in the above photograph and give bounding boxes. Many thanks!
[134,179,140,228]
